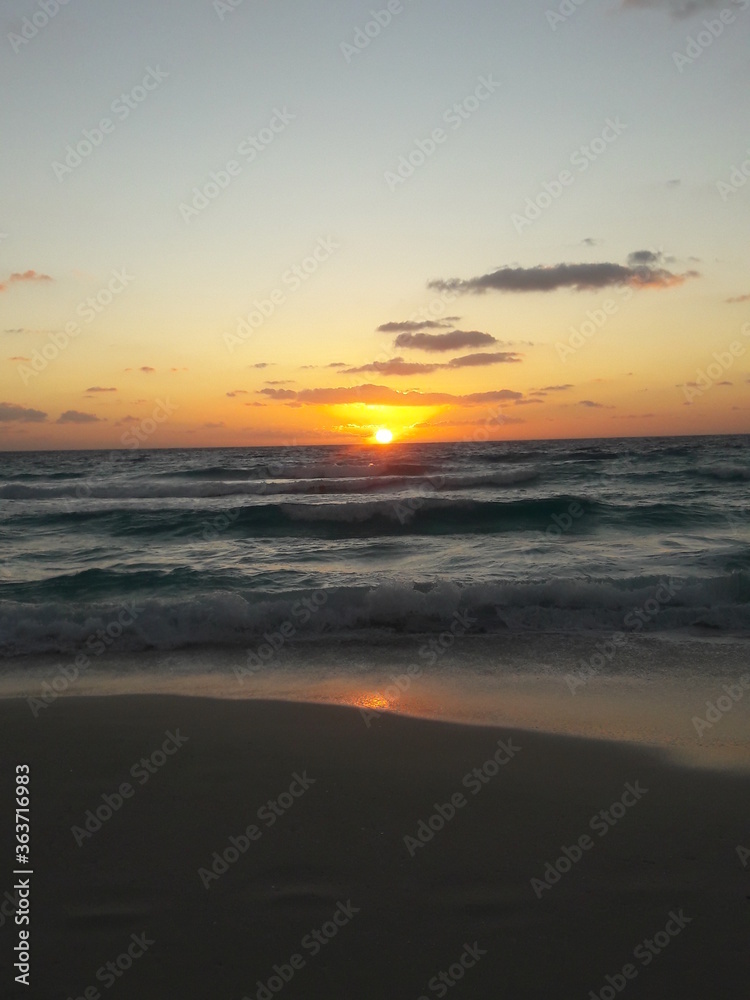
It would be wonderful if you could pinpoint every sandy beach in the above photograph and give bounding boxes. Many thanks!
[4,694,748,999]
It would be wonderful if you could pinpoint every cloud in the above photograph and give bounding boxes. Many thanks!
[446,352,521,368]
[85,386,117,393]
[0,270,53,292]
[578,400,615,409]
[377,319,457,333]
[621,0,724,17]
[265,379,295,385]
[259,388,297,400]
[514,399,544,406]
[8,356,30,362]
[56,410,104,424]
[581,238,602,247]
[342,357,441,376]
[202,422,225,429]
[258,384,523,407]
[140,366,155,374]
[115,415,140,426]
[249,362,272,369]
[0,401,47,422]
[614,413,656,419]
[539,384,574,392]
[418,415,526,428]
[429,258,697,295]
[395,329,498,352]
[717,381,732,386]
[726,294,750,304]
[343,352,532,375]
[226,390,249,397]
[626,250,663,266]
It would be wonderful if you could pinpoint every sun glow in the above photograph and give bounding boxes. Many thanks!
[375,428,394,444]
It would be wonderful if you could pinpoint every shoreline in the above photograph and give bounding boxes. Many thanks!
[3,631,750,771]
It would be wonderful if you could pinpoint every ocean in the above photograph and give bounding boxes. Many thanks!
[2,435,749,745]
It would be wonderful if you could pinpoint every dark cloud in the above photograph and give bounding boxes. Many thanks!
[259,388,297,400]
[249,362,272,369]
[377,319,456,333]
[56,410,104,424]
[0,401,47,422]
[578,400,615,409]
[265,380,296,385]
[85,386,117,393]
[343,352,520,376]
[581,238,602,247]
[395,329,498,352]
[429,259,697,295]
[226,390,249,397]
[343,358,441,376]
[539,384,574,392]
[446,352,521,368]
[259,384,523,407]
[627,250,663,266]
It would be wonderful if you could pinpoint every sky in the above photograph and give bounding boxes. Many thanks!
[1,0,749,450]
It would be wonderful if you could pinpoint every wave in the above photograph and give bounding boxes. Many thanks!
[2,492,728,540]
[695,465,750,482]
[0,468,539,502]
[1,573,748,656]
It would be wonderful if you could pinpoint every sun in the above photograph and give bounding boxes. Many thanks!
[375,428,393,444]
